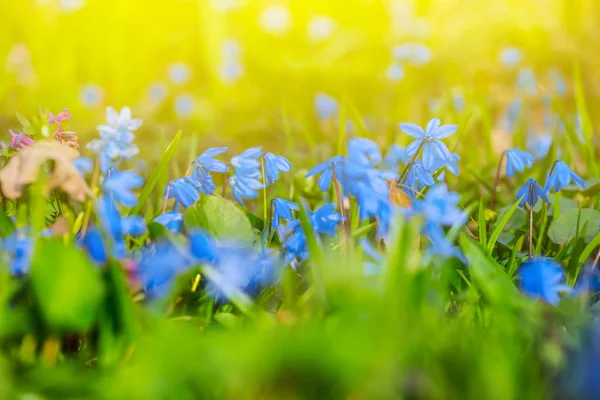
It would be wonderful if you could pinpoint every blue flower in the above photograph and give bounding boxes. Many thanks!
[190,168,217,195]
[424,223,465,262]
[231,146,262,173]
[386,62,404,82]
[137,241,192,299]
[516,178,548,208]
[399,118,458,170]
[87,106,141,172]
[278,220,308,266]
[195,147,229,173]
[348,138,382,167]
[544,161,586,193]
[392,43,432,65]
[154,211,183,233]
[81,228,108,264]
[314,93,338,120]
[229,175,263,206]
[574,266,600,296]
[501,99,523,131]
[526,133,552,160]
[272,198,299,228]
[405,161,435,189]
[517,67,537,95]
[103,170,144,207]
[2,234,34,275]
[517,257,571,306]
[263,152,292,185]
[305,155,346,191]
[409,184,466,227]
[165,177,200,208]
[73,157,93,176]
[383,145,410,170]
[122,216,147,236]
[505,149,534,178]
[498,47,522,67]
[310,204,344,236]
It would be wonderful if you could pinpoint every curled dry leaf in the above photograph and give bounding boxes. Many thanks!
[387,180,411,207]
[0,140,91,202]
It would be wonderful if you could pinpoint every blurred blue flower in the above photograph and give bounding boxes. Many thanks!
[195,147,229,173]
[424,223,465,262]
[278,220,308,265]
[272,198,299,228]
[399,118,458,170]
[516,178,548,208]
[189,168,217,195]
[526,133,552,160]
[137,241,192,299]
[165,177,200,208]
[310,204,344,236]
[393,42,432,65]
[221,39,241,58]
[81,228,107,265]
[501,99,523,132]
[122,216,147,236]
[383,145,410,170]
[230,147,264,205]
[175,94,194,118]
[148,82,168,103]
[264,152,292,185]
[498,47,522,67]
[517,257,571,306]
[360,238,383,276]
[73,156,93,176]
[219,59,244,84]
[544,161,586,193]
[348,138,382,167]
[386,62,404,82]
[79,84,104,108]
[516,67,537,95]
[103,170,144,207]
[2,234,34,275]
[314,93,338,120]
[153,211,183,233]
[409,184,466,227]
[505,149,534,178]
[168,63,191,85]
[305,155,346,191]
[574,265,600,296]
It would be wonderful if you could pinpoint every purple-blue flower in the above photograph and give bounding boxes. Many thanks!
[264,152,292,186]
[516,178,548,208]
[399,118,458,170]
[517,257,571,306]
[272,198,299,228]
[505,149,534,178]
[544,161,586,193]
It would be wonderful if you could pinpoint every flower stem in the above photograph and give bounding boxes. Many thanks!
[396,141,425,186]
[332,168,347,233]
[162,185,171,214]
[528,182,534,260]
[261,158,268,224]
[489,150,507,210]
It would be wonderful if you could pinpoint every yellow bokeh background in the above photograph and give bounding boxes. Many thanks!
[0,0,598,152]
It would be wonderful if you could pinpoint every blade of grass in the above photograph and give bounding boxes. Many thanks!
[487,197,522,254]
[129,131,182,216]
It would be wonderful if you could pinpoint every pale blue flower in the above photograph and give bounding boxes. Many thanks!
[393,42,432,65]
[383,145,410,170]
[175,94,194,117]
[348,138,382,167]
[165,177,200,208]
[544,161,586,193]
[527,133,552,160]
[168,63,191,85]
[305,155,346,191]
[264,152,292,185]
[399,118,457,170]
[505,149,534,178]
[103,170,144,208]
[498,47,522,67]
[517,67,537,95]
[73,156,93,176]
[310,204,344,236]
[386,62,404,82]
[154,211,183,233]
[195,147,229,173]
[79,84,104,108]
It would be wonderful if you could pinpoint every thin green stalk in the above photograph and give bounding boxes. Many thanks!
[396,141,425,186]
[261,158,268,224]
[489,150,507,210]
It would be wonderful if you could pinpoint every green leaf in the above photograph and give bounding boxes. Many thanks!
[128,130,182,216]
[30,238,105,333]
[488,198,522,254]
[460,236,521,306]
[0,208,15,237]
[548,208,600,244]
[184,196,255,243]
[478,198,487,248]
[580,231,600,264]
[213,313,241,330]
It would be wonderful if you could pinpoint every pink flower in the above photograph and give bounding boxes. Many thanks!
[47,108,72,125]
[9,129,34,150]
[48,108,78,148]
